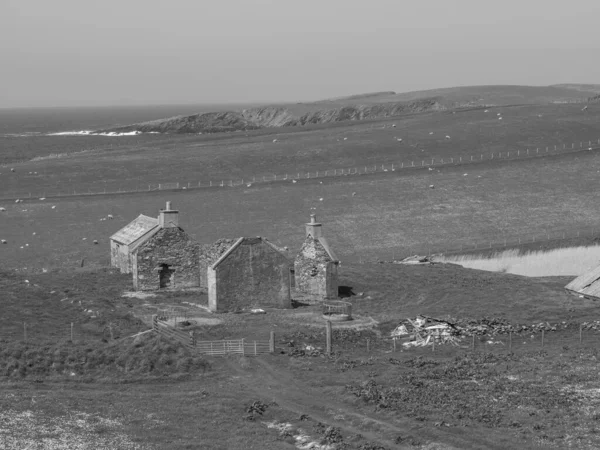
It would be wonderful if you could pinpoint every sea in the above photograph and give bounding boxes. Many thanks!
[0,103,255,165]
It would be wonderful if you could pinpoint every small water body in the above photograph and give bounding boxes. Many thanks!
[434,245,600,277]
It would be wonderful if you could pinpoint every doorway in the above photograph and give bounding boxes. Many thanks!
[159,264,174,288]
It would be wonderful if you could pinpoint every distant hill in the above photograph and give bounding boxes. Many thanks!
[97,84,599,135]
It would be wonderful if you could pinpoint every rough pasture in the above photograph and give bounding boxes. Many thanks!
[3,148,600,271]
[2,103,600,198]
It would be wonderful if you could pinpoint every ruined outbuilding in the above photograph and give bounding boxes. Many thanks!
[131,202,200,291]
[206,237,292,312]
[294,214,339,299]
[110,214,159,273]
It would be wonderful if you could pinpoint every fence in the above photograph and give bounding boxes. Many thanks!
[329,324,600,359]
[2,137,599,201]
[0,320,137,343]
[152,315,274,356]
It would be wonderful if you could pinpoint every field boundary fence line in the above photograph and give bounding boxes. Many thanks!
[152,315,274,356]
[2,137,599,201]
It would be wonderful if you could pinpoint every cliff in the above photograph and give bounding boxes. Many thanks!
[96,97,446,135]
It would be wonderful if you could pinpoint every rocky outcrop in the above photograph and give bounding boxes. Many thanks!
[96,98,446,135]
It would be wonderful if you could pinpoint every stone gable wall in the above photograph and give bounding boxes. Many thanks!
[110,241,131,274]
[294,236,338,299]
[199,238,237,289]
[209,239,291,312]
[134,227,200,291]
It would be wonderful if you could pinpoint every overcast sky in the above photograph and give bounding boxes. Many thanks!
[1,0,600,108]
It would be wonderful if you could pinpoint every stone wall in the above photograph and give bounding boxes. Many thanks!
[199,238,237,289]
[133,227,200,291]
[208,238,292,312]
[294,236,339,299]
[110,241,131,273]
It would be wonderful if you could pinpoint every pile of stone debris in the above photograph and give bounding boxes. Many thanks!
[391,315,578,348]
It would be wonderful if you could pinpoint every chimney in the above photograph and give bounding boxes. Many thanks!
[305,214,322,239]
[159,201,179,228]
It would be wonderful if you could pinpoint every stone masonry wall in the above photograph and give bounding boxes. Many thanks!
[199,238,237,289]
[111,241,131,274]
[134,227,200,291]
[294,236,338,299]
[209,238,291,312]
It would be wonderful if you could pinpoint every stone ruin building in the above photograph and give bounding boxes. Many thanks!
[201,237,292,312]
[294,214,339,299]
[110,202,200,291]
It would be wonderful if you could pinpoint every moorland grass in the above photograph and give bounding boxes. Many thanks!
[2,102,600,196]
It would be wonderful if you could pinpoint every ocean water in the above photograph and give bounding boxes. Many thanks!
[0,103,255,164]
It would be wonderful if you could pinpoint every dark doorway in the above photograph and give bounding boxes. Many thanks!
[159,264,174,288]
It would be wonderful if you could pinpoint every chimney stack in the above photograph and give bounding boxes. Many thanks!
[159,201,179,228]
[305,214,322,239]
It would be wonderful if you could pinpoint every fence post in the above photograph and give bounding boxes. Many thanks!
[326,321,332,356]
[580,324,583,345]
[541,329,544,348]
[472,334,475,350]
[71,322,74,342]
[509,331,512,352]
[270,331,275,353]
[242,338,245,356]
[254,341,257,356]
[393,338,396,351]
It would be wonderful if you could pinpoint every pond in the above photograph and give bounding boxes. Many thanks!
[434,245,600,277]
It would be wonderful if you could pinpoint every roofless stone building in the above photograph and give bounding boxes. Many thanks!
[294,214,339,299]
[204,237,292,312]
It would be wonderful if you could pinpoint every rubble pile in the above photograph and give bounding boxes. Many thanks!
[391,315,580,348]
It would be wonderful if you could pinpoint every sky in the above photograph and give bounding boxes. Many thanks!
[1,0,600,108]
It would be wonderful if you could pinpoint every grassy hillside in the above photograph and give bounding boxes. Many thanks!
[3,146,600,271]
[3,102,600,198]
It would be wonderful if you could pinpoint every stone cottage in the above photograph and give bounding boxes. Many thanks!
[131,202,200,291]
[204,237,292,312]
[110,214,159,273]
[294,214,339,299]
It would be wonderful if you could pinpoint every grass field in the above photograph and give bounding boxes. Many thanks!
[2,102,600,197]
[4,145,600,271]
[5,90,600,449]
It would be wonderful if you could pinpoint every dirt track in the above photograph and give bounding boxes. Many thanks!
[223,356,518,449]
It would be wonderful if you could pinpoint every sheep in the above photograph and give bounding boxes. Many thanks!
[51,206,56,209]
[498,117,503,120]
[292,180,297,184]
[484,110,489,113]
[352,192,356,196]
[273,139,278,143]
[0,207,5,212]
[428,167,433,171]
[15,199,20,203]
[1,240,6,244]
[32,232,36,235]
[39,197,45,201]
[343,137,347,141]
[497,113,501,116]
[82,238,87,241]
[107,214,113,219]
[429,185,435,189]
[392,124,396,127]
[429,132,434,135]
[582,106,588,111]
[396,138,402,142]
[445,135,451,139]
[463,173,468,176]
[93,240,98,244]
[10,168,15,172]
[246,183,252,187]
[319,198,324,201]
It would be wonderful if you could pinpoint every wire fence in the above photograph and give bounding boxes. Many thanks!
[334,325,600,359]
[0,320,141,344]
[1,138,599,201]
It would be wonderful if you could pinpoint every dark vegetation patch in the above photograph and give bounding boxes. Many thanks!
[0,333,209,380]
